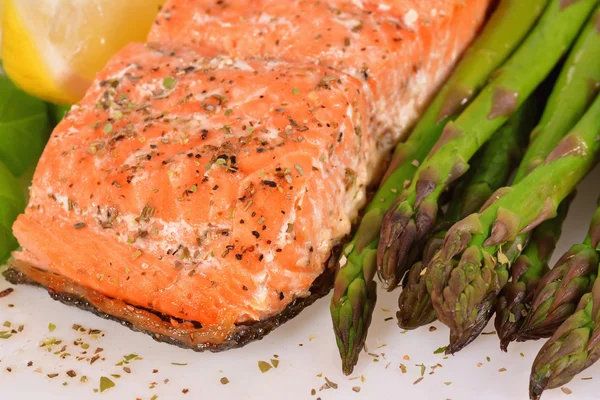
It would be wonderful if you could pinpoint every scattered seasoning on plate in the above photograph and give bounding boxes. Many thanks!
[0,288,14,298]
[311,389,316,396]
[413,377,424,385]
[182,389,189,394]
[429,326,437,332]
[48,323,56,333]
[403,355,410,361]
[444,382,452,386]
[561,387,572,395]
[324,377,338,389]
[271,359,279,368]
[220,377,229,385]
[384,317,393,322]
[399,364,407,373]
[498,368,507,373]
[171,363,188,366]
[434,346,446,354]
[352,387,361,393]
[258,361,272,373]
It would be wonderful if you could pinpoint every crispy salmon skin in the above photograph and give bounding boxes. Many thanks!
[7,0,492,349]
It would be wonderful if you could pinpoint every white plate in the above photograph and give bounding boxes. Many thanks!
[1,167,600,400]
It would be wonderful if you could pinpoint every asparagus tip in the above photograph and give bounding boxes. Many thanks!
[529,374,547,400]
[499,337,510,353]
[342,360,356,376]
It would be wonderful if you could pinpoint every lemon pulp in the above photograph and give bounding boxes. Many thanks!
[2,0,164,104]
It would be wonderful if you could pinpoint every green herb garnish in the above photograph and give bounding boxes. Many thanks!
[258,361,272,373]
[163,77,176,90]
[99,376,115,392]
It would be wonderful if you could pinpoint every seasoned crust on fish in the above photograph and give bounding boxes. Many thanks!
[11,43,370,340]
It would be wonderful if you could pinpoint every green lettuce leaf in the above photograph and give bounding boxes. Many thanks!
[0,160,25,263]
[0,74,50,177]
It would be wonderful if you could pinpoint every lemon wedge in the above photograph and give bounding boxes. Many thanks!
[2,0,164,104]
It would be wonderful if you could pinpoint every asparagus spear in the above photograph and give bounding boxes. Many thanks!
[329,0,549,375]
[428,92,600,354]
[397,241,442,330]
[513,6,600,183]
[529,277,600,400]
[495,198,571,351]
[378,0,597,289]
[397,99,533,330]
[494,8,600,348]
[517,200,600,342]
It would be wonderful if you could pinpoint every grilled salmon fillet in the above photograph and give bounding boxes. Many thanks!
[7,0,492,350]
[149,0,492,153]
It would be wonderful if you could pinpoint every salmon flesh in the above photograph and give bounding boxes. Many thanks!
[6,0,492,350]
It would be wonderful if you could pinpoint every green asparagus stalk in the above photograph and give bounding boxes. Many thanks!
[329,0,549,375]
[378,0,597,290]
[529,277,600,400]
[513,7,600,182]
[494,8,600,349]
[517,200,600,342]
[495,198,571,351]
[397,99,533,330]
[427,92,600,354]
